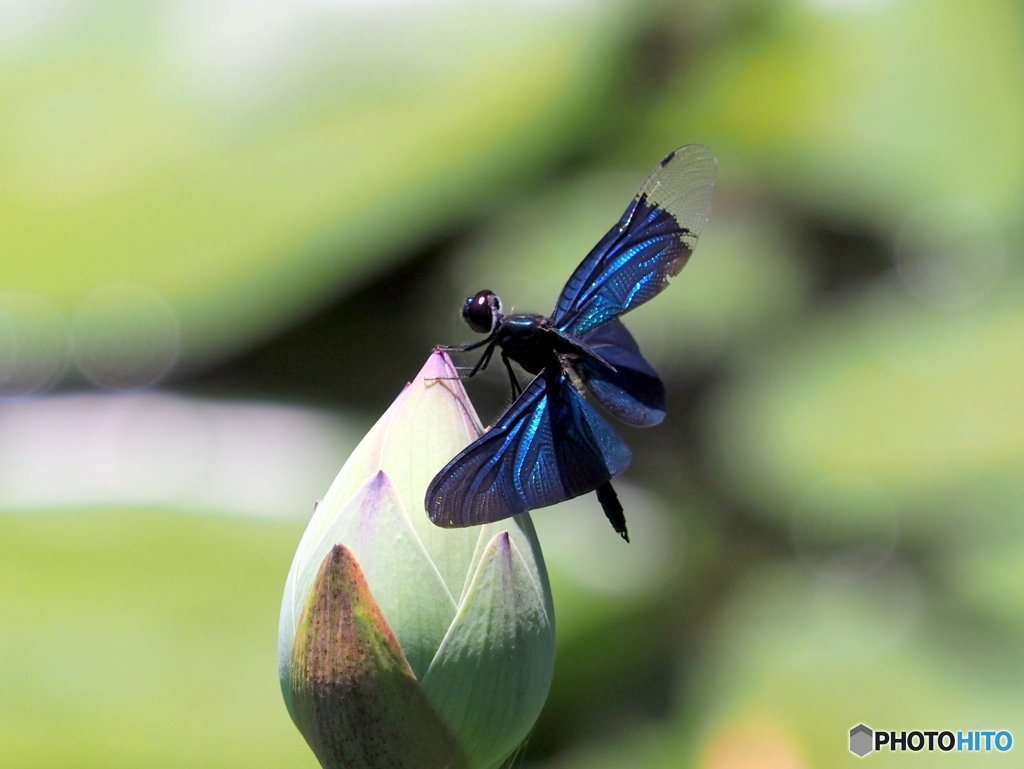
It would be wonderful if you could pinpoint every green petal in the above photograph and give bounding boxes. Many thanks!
[378,352,484,599]
[293,352,483,602]
[306,471,456,679]
[294,387,409,575]
[289,544,469,769]
[421,532,555,769]
[460,515,554,628]
[280,466,452,700]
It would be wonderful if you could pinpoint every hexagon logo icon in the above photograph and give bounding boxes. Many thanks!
[850,724,874,757]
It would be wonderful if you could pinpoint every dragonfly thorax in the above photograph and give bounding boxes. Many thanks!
[496,315,560,375]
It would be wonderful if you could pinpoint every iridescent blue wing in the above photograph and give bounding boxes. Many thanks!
[552,145,716,338]
[425,372,631,528]
[575,319,665,427]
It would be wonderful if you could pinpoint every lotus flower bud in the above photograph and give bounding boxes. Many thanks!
[279,352,555,769]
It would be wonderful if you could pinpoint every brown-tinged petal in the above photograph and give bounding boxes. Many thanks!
[289,544,469,769]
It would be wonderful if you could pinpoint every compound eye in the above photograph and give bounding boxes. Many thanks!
[462,290,500,334]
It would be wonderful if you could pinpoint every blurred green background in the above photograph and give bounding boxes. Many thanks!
[1,0,1023,766]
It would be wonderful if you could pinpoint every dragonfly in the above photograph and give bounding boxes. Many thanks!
[425,145,716,541]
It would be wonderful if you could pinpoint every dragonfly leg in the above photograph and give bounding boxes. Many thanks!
[500,351,522,398]
[436,336,493,354]
[596,482,629,542]
[465,341,497,379]
[427,340,496,383]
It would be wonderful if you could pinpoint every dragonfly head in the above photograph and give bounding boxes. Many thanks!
[462,290,503,334]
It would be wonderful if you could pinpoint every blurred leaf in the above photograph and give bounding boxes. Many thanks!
[0,0,634,369]
[528,486,724,763]
[0,509,316,768]
[536,723,683,769]
[532,482,687,647]
[682,564,1024,767]
[648,0,1024,228]
[943,539,1024,634]
[0,392,357,520]
[709,279,1024,542]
